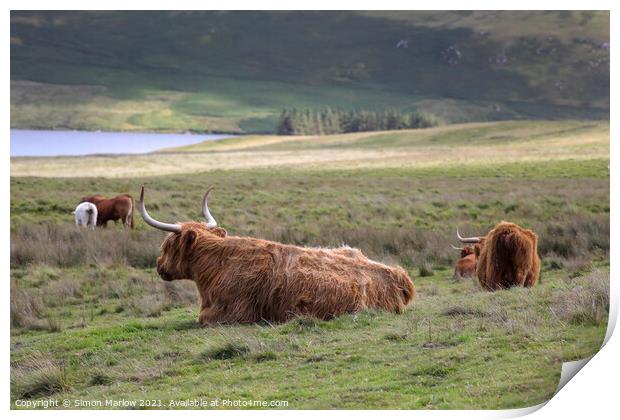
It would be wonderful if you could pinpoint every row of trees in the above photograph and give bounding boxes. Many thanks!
[276,108,439,135]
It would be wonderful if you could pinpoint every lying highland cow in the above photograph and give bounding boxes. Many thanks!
[457,222,541,291]
[139,186,415,325]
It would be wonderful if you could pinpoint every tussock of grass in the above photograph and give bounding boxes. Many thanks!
[201,342,250,361]
[163,281,199,306]
[127,295,171,318]
[252,351,278,362]
[419,261,435,277]
[11,286,44,328]
[89,371,113,386]
[384,332,409,341]
[305,354,328,363]
[442,306,487,318]
[278,316,326,334]
[11,357,69,399]
[412,364,455,379]
[45,316,63,332]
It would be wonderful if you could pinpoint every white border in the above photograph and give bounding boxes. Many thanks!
[4,2,616,419]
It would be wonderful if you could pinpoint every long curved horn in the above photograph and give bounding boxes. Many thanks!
[139,186,181,233]
[456,227,480,244]
[450,244,465,250]
[202,186,217,228]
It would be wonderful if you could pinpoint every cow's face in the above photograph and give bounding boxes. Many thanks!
[460,247,474,258]
[157,231,192,281]
[156,222,227,281]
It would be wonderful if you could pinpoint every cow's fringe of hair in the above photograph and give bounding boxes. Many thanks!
[476,221,541,291]
[159,222,416,325]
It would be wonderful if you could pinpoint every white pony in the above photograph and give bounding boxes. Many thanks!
[73,202,98,229]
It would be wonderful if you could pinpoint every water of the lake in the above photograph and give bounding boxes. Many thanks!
[10,130,235,157]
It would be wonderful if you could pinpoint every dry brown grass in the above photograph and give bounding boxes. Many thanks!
[10,211,608,276]
[10,286,47,330]
[552,269,609,326]
[11,224,162,268]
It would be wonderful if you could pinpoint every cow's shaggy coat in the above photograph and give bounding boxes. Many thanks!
[474,221,541,291]
[156,222,415,325]
[453,246,477,280]
[81,194,134,228]
[73,202,98,229]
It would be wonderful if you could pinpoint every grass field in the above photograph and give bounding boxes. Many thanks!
[11,11,609,133]
[10,120,609,409]
[10,120,610,178]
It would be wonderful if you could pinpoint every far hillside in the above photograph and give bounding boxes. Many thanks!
[11,11,609,133]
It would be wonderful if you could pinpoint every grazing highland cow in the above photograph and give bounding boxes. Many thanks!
[139,186,415,325]
[451,244,478,280]
[457,222,541,291]
[72,202,98,229]
[81,194,135,229]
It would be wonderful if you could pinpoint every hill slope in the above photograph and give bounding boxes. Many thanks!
[11,11,609,133]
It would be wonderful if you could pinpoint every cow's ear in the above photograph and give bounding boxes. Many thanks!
[210,227,228,238]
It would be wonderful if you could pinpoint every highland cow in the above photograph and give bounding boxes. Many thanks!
[139,186,416,325]
[81,194,135,229]
[457,222,541,291]
[451,244,478,280]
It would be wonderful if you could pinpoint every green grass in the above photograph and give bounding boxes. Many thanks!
[10,121,609,408]
[10,264,608,409]
[10,11,609,133]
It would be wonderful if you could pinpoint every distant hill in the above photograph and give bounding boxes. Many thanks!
[10,11,609,133]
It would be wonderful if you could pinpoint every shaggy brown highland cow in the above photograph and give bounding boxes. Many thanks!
[457,221,541,291]
[450,244,478,280]
[139,186,415,325]
[81,194,135,228]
